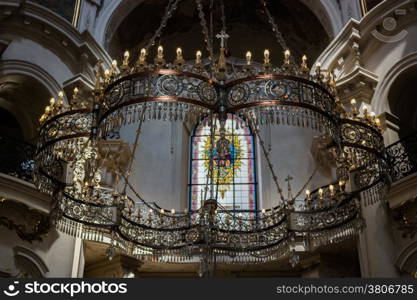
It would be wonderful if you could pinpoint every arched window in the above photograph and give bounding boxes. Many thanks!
[189,114,257,213]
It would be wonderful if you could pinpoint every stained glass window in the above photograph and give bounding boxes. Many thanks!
[189,114,257,212]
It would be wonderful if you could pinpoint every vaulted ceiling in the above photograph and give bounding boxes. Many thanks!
[108,0,329,65]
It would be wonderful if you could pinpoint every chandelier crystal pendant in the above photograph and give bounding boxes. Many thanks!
[33,0,388,274]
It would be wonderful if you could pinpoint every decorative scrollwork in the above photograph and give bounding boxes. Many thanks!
[386,133,417,182]
[157,75,183,96]
[265,80,290,99]
[197,81,217,104]
[228,83,250,105]
[105,82,127,107]
[0,200,50,242]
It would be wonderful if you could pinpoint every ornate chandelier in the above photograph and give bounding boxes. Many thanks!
[33,0,387,276]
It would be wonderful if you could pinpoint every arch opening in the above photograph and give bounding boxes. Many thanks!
[388,65,417,138]
[0,107,23,139]
[0,74,51,142]
[106,0,330,65]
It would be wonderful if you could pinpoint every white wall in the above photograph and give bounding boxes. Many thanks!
[2,39,73,86]
[258,126,336,209]
[0,227,77,277]
[120,121,189,210]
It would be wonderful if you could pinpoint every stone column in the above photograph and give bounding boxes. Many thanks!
[357,200,400,276]
[76,0,102,34]
[71,238,85,278]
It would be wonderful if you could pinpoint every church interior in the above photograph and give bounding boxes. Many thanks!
[0,0,417,278]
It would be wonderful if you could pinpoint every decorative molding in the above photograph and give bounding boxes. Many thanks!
[0,173,51,213]
[0,1,112,72]
[317,0,417,109]
[369,5,413,44]
[387,172,417,209]
[315,17,381,105]
[378,111,400,133]
[0,60,62,99]
[0,199,50,242]
[315,18,361,73]
[336,66,379,104]
[13,246,49,276]
[0,38,10,56]
[357,0,412,36]
[371,27,407,43]
[62,73,95,102]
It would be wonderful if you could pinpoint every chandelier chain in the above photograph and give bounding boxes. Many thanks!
[204,115,217,200]
[248,114,318,204]
[122,107,147,195]
[247,115,286,203]
[144,0,181,51]
[220,0,227,41]
[195,0,214,65]
[209,0,214,51]
[260,0,295,63]
[292,166,318,201]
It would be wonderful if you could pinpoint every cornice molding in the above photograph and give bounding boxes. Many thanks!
[315,18,361,71]
[359,0,414,39]
[0,1,112,69]
[0,59,62,95]
[0,173,51,213]
[337,65,379,87]
[317,0,417,71]
[336,65,379,104]
[387,172,417,209]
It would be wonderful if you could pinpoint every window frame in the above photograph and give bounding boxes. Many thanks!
[188,114,258,214]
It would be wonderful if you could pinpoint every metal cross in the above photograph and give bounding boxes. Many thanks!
[285,174,293,200]
[216,30,229,48]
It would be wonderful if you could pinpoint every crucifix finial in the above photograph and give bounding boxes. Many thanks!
[216,30,229,48]
[285,174,293,200]
[285,175,293,182]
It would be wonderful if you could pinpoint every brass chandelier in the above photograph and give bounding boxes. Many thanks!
[33,0,388,276]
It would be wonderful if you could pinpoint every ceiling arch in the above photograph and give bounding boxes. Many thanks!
[388,65,417,137]
[100,0,330,65]
[0,64,53,141]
